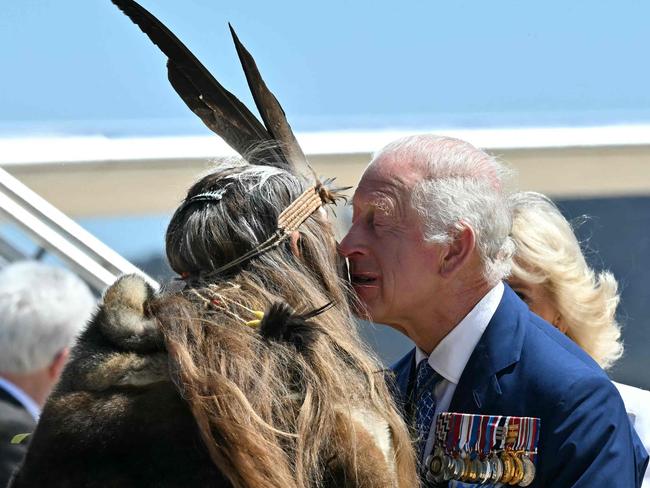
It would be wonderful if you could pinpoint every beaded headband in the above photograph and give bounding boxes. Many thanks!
[210,184,331,275]
[111,0,347,275]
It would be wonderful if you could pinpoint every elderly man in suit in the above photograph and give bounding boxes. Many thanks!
[0,261,95,486]
[339,134,648,487]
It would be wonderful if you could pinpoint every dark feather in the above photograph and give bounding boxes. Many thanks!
[110,0,290,168]
[260,301,333,350]
[301,301,336,319]
[229,24,308,173]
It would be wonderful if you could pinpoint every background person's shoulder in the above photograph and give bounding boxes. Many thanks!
[514,312,618,405]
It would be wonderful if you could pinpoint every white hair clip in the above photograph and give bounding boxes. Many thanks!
[186,184,233,205]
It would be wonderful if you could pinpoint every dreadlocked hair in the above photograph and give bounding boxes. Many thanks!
[157,160,418,488]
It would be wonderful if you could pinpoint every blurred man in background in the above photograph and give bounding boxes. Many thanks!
[0,261,95,486]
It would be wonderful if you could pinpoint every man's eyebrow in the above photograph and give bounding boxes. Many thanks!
[351,191,383,208]
[351,187,404,216]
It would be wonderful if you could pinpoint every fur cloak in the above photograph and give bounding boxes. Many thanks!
[9,276,401,488]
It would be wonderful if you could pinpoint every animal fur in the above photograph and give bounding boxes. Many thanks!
[10,276,402,487]
[10,275,227,487]
[259,301,334,351]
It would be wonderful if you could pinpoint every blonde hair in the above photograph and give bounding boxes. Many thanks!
[509,191,623,370]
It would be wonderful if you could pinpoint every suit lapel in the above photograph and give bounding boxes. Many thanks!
[449,285,527,413]
[389,348,417,424]
[392,348,416,401]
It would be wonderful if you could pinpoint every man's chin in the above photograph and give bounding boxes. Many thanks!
[350,288,384,322]
[351,283,380,301]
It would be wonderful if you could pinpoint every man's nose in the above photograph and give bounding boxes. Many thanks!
[338,224,365,258]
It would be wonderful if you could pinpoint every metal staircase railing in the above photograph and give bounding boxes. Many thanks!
[0,167,159,293]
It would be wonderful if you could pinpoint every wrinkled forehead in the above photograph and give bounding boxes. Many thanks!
[354,154,423,206]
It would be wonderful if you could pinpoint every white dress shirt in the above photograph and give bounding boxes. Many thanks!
[415,281,504,462]
[0,376,41,421]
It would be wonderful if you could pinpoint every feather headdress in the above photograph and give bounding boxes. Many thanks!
[111,0,346,274]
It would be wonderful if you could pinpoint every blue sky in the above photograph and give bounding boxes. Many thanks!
[2,0,650,135]
[3,0,650,259]
[3,2,649,383]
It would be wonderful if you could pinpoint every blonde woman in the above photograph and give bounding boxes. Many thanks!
[508,190,649,486]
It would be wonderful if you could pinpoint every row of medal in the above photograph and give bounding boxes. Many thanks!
[424,413,540,486]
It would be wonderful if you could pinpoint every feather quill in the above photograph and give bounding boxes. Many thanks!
[229,24,309,173]
[110,0,290,168]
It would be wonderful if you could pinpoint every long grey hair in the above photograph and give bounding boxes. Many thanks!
[157,160,418,488]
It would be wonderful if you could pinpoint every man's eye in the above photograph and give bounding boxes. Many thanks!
[374,209,392,223]
[364,210,374,226]
[372,216,389,228]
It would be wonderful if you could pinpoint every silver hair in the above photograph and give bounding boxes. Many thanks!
[167,160,308,277]
[0,261,96,373]
[372,134,515,285]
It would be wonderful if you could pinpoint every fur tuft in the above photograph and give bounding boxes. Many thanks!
[259,301,332,351]
[99,274,162,351]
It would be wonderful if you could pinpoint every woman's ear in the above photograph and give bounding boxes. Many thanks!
[290,231,302,258]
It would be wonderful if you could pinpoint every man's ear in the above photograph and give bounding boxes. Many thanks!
[439,224,475,278]
[289,231,302,258]
[48,347,70,382]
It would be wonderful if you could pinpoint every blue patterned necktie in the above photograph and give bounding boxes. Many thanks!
[414,359,442,463]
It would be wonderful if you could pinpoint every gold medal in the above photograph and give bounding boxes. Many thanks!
[499,451,515,483]
[519,454,536,487]
[466,457,480,483]
[510,452,525,484]
[426,447,446,483]
[428,450,443,475]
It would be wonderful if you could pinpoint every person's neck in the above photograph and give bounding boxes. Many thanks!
[0,370,50,407]
[407,279,494,355]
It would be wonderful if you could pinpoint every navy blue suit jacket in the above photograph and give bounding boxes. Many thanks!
[391,285,649,487]
[0,388,35,488]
